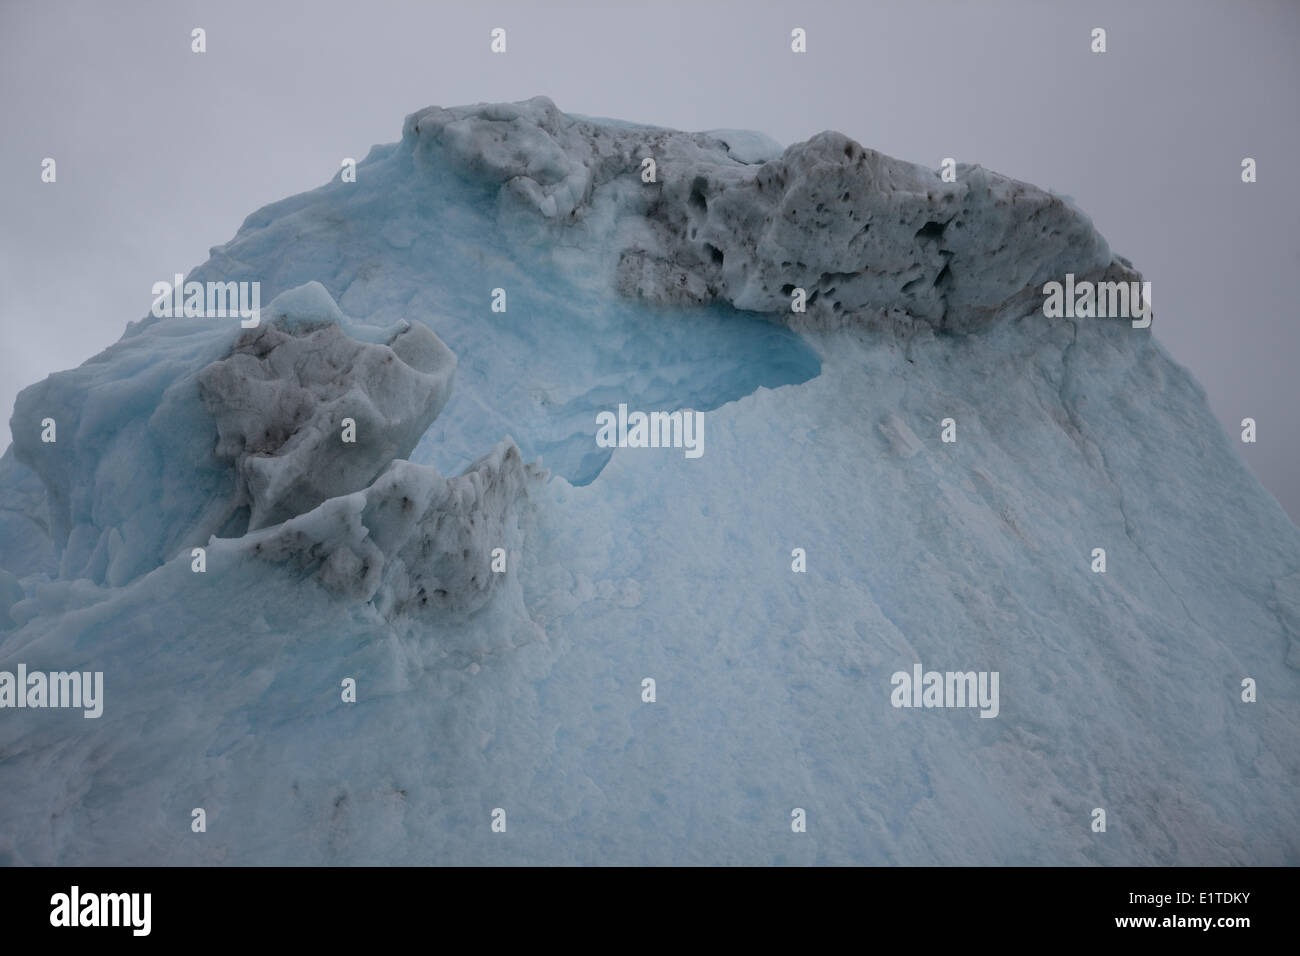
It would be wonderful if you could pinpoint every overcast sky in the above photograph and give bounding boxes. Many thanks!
[2,0,1297,518]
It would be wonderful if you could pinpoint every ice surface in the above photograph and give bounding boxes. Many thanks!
[8,282,455,586]
[401,97,1111,332]
[223,439,544,621]
[198,283,456,532]
[0,98,1297,866]
[701,129,786,165]
[0,449,55,579]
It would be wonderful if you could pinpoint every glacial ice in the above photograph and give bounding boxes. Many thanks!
[0,97,1297,866]
[223,440,544,622]
[197,283,457,533]
[8,282,456,586]
[404,97,1113,333]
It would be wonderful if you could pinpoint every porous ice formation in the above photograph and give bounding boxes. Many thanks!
[407,96,1115,332]
[225,440,542,620]
[197,283,457,532]
[8,282,460,587]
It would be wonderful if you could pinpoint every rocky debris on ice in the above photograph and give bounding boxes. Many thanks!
[406,96,1119,333]
[222,439,543,620]
[10,282,456,587]
[197,282,456,531]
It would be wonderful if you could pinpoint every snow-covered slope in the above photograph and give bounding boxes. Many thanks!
[0,97,1296,865]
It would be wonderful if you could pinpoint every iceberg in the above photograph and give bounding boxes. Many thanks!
[0,97,1296,866]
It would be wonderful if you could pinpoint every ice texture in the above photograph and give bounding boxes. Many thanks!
[8,282,455,586]
[405,97,1112,332]
[0,450,55,580]
[0,97,1297,866]
[224,440,543,622]
[198,283,456,532]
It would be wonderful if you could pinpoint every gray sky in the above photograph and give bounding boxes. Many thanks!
[2,0,1297,518]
